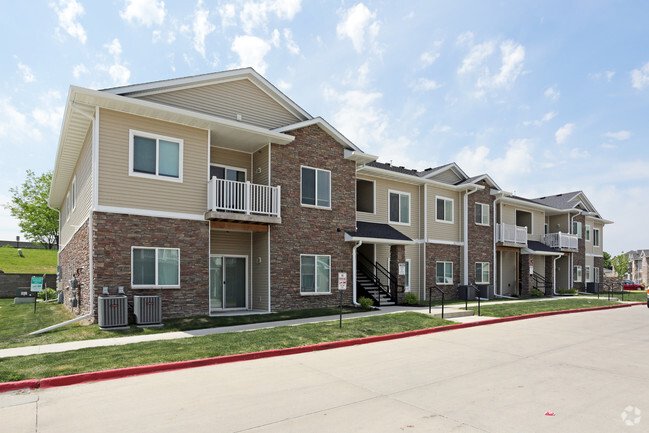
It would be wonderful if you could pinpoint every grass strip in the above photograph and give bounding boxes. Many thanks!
[0,245,57,274]
[0,312,453,382]
[468,298,620,318]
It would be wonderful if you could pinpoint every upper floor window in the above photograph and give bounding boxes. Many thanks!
[129,130,183,182]
[436,197,453,223]
[475,203,489,225]
[573,221,582,238]
[301,166,330,208]
[210,164,246,182]
[585,225,591,241]
[356,178,374,213]
[389,190,410,224]
[593,228,600,247]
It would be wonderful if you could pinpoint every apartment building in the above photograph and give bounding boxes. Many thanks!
[49,68,612,322]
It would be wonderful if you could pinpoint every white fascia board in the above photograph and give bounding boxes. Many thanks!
[344,149,378,165]
[344,233,416,245]
[360,166,484,191]
[274,117,364,152]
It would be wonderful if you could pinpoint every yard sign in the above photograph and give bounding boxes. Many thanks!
[30,276,44,292]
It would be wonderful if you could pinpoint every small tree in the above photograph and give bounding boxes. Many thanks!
[611,253,628,279]
[602,251,612,269]
[5,170,59,249]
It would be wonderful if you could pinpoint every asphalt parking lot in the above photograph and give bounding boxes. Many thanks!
[2,305,648,433]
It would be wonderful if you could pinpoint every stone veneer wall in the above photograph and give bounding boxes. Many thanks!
[58,219,91,316]
[519,254,531,296]
[269,124,356,311]
[467,179,495,287]
[93,212,210,322]
[545,255,555,296]
[426,243,461,300]
[594,256,604,287]
[573,214,586,291]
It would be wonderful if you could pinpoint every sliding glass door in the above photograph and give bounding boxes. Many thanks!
[210,256,247,310]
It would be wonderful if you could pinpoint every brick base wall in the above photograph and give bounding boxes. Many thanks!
[58,219,91,316]
[426,243,461,300]
[545,256,555,296]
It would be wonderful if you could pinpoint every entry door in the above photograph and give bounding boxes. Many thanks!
[210,256,247,309]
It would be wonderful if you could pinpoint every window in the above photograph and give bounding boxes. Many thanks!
[132,247,180,287]
[573,221,582,238]
[585,225,591,242]
[475,262,490,284]
[475,203,489,225]
[210,164,246,182]
[436,261,453,285]
[544,223,549,235]
[586,266,591,282]
[301,166,331,208]
[129,130,183,181]
[356,179,374,213]
[300,255,331,293]
[573,265,582,283]
[594,267,600,283]
[436,197,453,223]
[404,259,411,291]
[593,228,600,247]
[389,191,410,224]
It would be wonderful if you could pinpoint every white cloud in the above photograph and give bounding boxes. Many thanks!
[72,64,89,79]
[97,39,131,86]
[32,90,64,133]
[476,40,525,89]
[431,125,452,133]
[410,78,442,92]
[605,130,631,141]
[191,0,216,58]
[343,62,371,88]
[219,3,236,29]
[230,35,272,74]
[270,28,280,48]
[555,123,575,144]
[336,3,380,54]
[419,41,442,68]
[590,70,616,82]
[0,98,41,143]
[240,0,302,34]
[50,0,87,44]
[17,62,35,83]
[523,111,557,127]
[544,86,560,101]
[455,138,534,182]
[568,147,589,158]
[456,31,474,46]
[277,79,292,91]
[457,41,494,74]
[631,61,649,90]
[120,0,166,27]
[105,38,122,57]
[600,142,617,149]
[283,28,300,54]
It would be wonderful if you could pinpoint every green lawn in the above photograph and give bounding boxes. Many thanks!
[0,245,57,274]
[587,291,647,302]
[0,312,453,382]
[468,298,621,318]
[0,298,361,350]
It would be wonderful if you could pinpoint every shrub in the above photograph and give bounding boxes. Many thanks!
[358,296,374,310]
[38,288,58,300]
[557,288,578,295]
[530,288,545,298]
[403,292,419,305]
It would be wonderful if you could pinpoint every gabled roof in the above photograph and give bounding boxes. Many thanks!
[455,174,501,190]
[532,191,600,216]
[420,162,468,181]
[274,117,367,154]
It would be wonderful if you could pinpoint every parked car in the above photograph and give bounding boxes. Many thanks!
[623,280,644,290]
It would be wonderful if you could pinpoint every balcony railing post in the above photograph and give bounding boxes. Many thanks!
[276,185,281,218]
[245,181,251,214]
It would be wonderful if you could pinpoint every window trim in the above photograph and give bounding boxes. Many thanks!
[593,228,600,247]
[436,261,453,285]
[129,129,184,183]
[573,265,582,283]
[573,221,582,238]
[585,266,591,282]
[585,224,591,242]
[475,202,489,226]
[300,166,332,209]
[388,189,411,226]
[435,196,454,224]
[131,246,181,289]
[356,178,376,214]
[475,262,490,284]
[299,254,331,295]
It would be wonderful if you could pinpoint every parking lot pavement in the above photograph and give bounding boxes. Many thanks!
[2,305,648,433]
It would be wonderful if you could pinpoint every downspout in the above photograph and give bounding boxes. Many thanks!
[423,184,427,299]
[463,186,480,285]
[352,240,363,306]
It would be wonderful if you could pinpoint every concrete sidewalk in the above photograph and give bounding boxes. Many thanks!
[0,304,478,359]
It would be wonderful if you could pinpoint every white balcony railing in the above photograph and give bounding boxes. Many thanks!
[542,232,578,250]
[207,177,281,218]
[496,223,527,246]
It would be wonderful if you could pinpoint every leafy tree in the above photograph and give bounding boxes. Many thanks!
[5,170,59,249]
[611,253,628,279]
[602,251,611,269]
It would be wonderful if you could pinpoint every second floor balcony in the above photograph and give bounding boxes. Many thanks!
[541,232,578,250]
[206,177,281,224]
[496,222,528,247]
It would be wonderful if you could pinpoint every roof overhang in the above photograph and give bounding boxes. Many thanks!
[494,195,577,215]
[422,162,469,181]
[345,221,416,245]
[359,165,485,191]
[274,117,367,154]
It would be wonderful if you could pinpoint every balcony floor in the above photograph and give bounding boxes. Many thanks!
[205,210,281,225]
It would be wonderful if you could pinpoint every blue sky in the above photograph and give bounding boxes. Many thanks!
[0,0,648,255]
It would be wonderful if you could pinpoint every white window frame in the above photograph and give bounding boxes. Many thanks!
[475,262,490,284]
[300,254,331,295]
[405,259,411,291]
[573,265,582,283]
[573,221,582,238]
[129,129,184,183]
[436,261,453,285]
[585,225,591,242]
[585,266,591,282]
[475,203,489,226]
[436,196,454,224]
[356,178,375,214]
[593,228,600,247]
[131,246,181,289]
[388,190,411,225]
[300,166,331,209]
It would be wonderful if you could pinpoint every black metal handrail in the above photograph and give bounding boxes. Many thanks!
[531,272,552,292]
[357,260,390,306]
[428,285,445,318]
[464,284,481,316]
[358,253,403,304]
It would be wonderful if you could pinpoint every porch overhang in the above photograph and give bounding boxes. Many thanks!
[345,221,415,245]
[522,240,563,256]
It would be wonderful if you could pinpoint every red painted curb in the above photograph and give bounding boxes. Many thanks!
[0,302,643,393]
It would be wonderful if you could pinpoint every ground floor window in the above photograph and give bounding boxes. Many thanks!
[300,255,331,294]
[585,266,591,282]
[132,247,180,287]
[475,262,490,284]
[573,265,582,283]
[404,259,410,291]
[436,261,453,285]
[594,267,600,283]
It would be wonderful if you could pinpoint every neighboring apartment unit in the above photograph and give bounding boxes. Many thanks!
[626,250,649,283]
[49,68,612,322]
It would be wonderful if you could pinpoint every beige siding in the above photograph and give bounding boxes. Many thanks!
[592,221,604,255]
[500,204,544,240]
[585,256,595,281]
[211,146,252,180]
[252,231,269,310]
[98,109,208,215]
[430,170,462,184]
[60,129,93,247]
[253,144,270,185]
[139,80,301,129]
[548,214,570,234]
[427,186,461,243]
[405,244,420,295]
